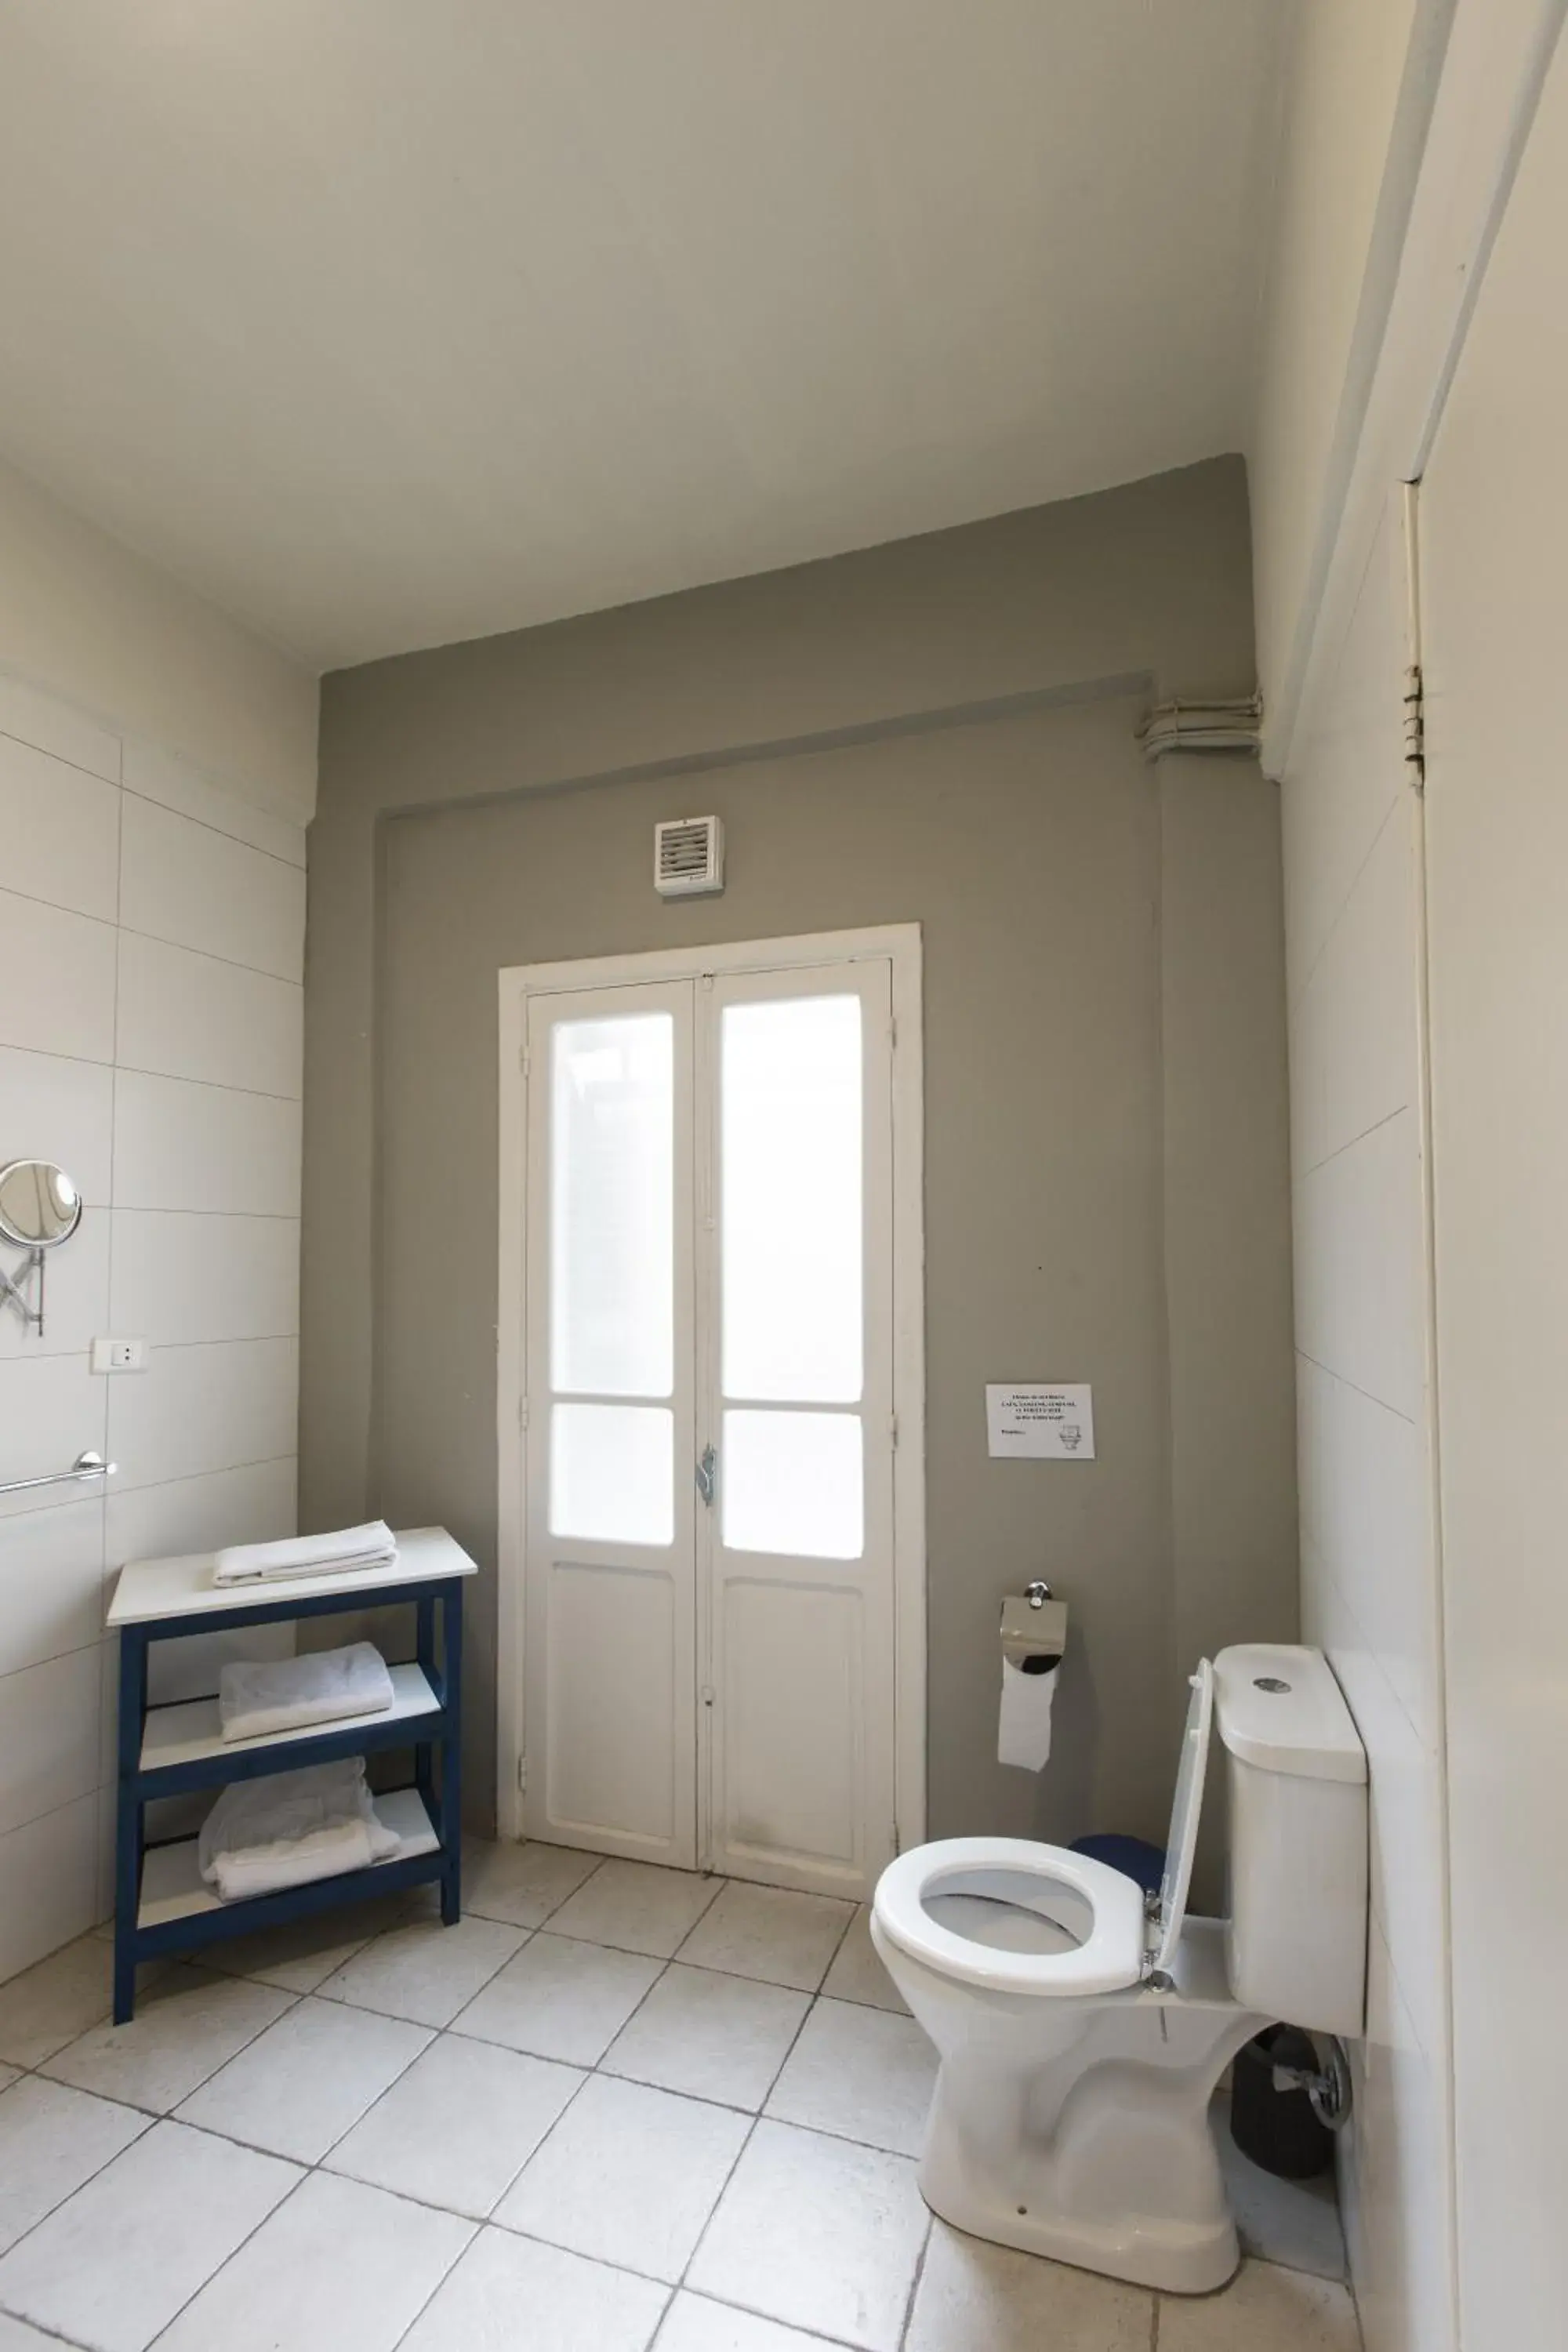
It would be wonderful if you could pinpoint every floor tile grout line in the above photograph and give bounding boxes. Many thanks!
[140,2149,460,2342]
[448,1846,610,1941]
[579,1947,681,2080]
[670,2106,762,2300]
[192,1993,438,2168]
[659,1962,855,2333]
[743,1948,829,2110]
[378,2210,482,2352]
[681,1867,731,1944]
[526,1926,838,1993]
[552,1861,726,1967]
[135,2152,324,2350]
[0,2314,91,2351]
[316,1902,532,2025]
[477,2209,695,2292]
[751,2100,924,2161]
[320,2041,583,2220]
[734,1900,896,2138]
[594,2042,797,2121]
[896,2208,936,2350]
[477,1913,855,2001]
[0,2081,157,2279]
[656,2276,866,2350]
[381,2225,684,2352]
[661,1878,858,1998]
[31,1971,306,2129]
[463,2037,605,2218]
[460,2201,719,2296]
[646,2285,683,2350]
[171,2107,539,2236]
[579,1910,840,2133]
[811,1886,862,1992]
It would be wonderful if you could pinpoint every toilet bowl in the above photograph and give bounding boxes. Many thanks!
[872,1644,1368,2295]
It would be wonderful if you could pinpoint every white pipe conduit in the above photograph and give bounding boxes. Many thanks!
[1138,694,1263,760]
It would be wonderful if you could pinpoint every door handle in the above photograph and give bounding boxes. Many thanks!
[695,1444,717,1508]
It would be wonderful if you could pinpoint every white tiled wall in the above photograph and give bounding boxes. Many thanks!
[0,670,306,1981]
[1282,498,1455,2352]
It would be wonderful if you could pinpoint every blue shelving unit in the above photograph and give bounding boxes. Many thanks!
[106,1526,475,2024]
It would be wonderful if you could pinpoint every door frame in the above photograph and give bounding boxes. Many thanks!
[495,922,926,1858]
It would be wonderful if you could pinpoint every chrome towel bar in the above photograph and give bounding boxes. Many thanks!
[0,1449,116,1499]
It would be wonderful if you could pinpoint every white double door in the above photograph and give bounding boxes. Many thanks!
[521,953,898,1896]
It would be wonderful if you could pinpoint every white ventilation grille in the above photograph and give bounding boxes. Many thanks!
[654,815,724,897]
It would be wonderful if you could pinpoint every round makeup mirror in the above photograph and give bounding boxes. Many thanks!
[0,1160,82,1250]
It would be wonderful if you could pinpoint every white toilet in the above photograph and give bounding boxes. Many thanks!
[871,1643,1367,2294]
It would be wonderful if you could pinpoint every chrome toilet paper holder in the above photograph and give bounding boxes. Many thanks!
[1001,1582,1069,1670]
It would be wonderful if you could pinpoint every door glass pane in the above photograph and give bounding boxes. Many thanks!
[722,1409,863,1559]
[721,994,862,1403]
[550,1403,673,1544]
[550,1012,673,1397]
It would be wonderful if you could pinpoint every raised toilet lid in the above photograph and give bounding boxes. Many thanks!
[1149,1657,1214,1980]
[873,1837,1145,1995]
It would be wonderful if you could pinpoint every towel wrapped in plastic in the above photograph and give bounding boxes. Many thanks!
[219,1642,395,1743]
[212,1520,397,1587]
[198,1758,401,1903]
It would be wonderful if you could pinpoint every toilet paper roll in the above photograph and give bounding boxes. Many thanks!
[998,1656,1058,1770]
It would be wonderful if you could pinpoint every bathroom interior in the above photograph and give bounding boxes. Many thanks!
[0,5,1563,2350]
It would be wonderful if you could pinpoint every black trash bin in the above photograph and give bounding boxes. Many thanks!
[1230,2025,1335,2179]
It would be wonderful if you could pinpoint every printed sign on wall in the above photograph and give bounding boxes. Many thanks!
[985,1384,1095,1460]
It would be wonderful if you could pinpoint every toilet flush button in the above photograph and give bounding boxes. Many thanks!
[1253,1676,1292,1694]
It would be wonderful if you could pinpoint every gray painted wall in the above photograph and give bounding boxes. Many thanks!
[305,456,1297,1852]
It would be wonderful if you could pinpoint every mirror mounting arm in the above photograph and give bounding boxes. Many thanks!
[0,1247,46,1338]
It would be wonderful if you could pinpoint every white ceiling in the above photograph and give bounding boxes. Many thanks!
[0,3,1283,673]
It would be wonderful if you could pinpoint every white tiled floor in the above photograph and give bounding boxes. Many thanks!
[0,1842,1361,2351]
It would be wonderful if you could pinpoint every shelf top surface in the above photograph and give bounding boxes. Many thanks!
[107,1525,477,1628]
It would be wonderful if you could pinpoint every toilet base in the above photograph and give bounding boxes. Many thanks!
[916,2142,1241,2296]
[879,1917,1265,2296]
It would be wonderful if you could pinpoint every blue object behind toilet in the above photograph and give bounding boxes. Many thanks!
[1069,1833,1165,1896]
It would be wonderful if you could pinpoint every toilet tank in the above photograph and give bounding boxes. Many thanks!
[1214,1645,1367,2038]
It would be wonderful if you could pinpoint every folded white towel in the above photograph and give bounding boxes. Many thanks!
[219,1642,395,1744]
[210,1813,374,1903]
[213,1520,397,1586]
[198,1759,401,1904]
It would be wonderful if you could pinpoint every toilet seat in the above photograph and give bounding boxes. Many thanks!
[873,1836,1146,1996]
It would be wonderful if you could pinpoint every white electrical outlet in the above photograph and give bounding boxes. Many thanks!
[91,1336,147,1374]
